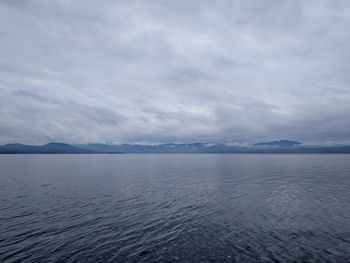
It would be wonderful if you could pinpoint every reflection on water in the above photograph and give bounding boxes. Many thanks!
[1,154,350,262]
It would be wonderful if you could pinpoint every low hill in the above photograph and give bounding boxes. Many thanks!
[0,143,98,154]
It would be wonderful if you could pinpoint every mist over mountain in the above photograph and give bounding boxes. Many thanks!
[254,140,303,147]
[76,141,350,154]
[76,143,227,153]
[2,140,350,154]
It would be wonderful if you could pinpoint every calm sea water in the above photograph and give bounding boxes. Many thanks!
[1,154,350,263]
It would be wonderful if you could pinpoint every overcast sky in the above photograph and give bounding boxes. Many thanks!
[1,0,350,145]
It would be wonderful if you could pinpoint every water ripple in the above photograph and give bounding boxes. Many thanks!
[1,154,350,262]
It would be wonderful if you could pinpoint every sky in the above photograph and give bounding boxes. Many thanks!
[1,0,350,145]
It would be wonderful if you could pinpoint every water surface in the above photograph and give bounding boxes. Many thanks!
[1,154,350,262]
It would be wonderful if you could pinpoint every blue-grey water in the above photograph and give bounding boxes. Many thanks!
[1,154,350,263]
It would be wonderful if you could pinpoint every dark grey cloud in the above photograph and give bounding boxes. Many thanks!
[1,0,350,144]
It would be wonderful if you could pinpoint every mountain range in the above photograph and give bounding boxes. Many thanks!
[0,143,107,154]
[1,140,350,154]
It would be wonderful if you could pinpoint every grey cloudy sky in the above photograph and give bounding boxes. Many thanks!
[1,0,350,145]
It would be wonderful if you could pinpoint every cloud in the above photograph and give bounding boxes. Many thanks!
[1,0,350,144]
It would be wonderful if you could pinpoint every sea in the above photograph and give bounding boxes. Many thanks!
[1,154,350,262]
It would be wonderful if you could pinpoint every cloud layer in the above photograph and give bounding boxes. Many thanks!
[1,0,350,144]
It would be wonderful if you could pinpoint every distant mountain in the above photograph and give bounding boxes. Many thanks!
[76,142,289,153]
[76,143,132,153]
[0,143,99,154]
[77,142,350,154]
[2,141,350,154]
[76,143,226,153]
[254,140,302,147]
